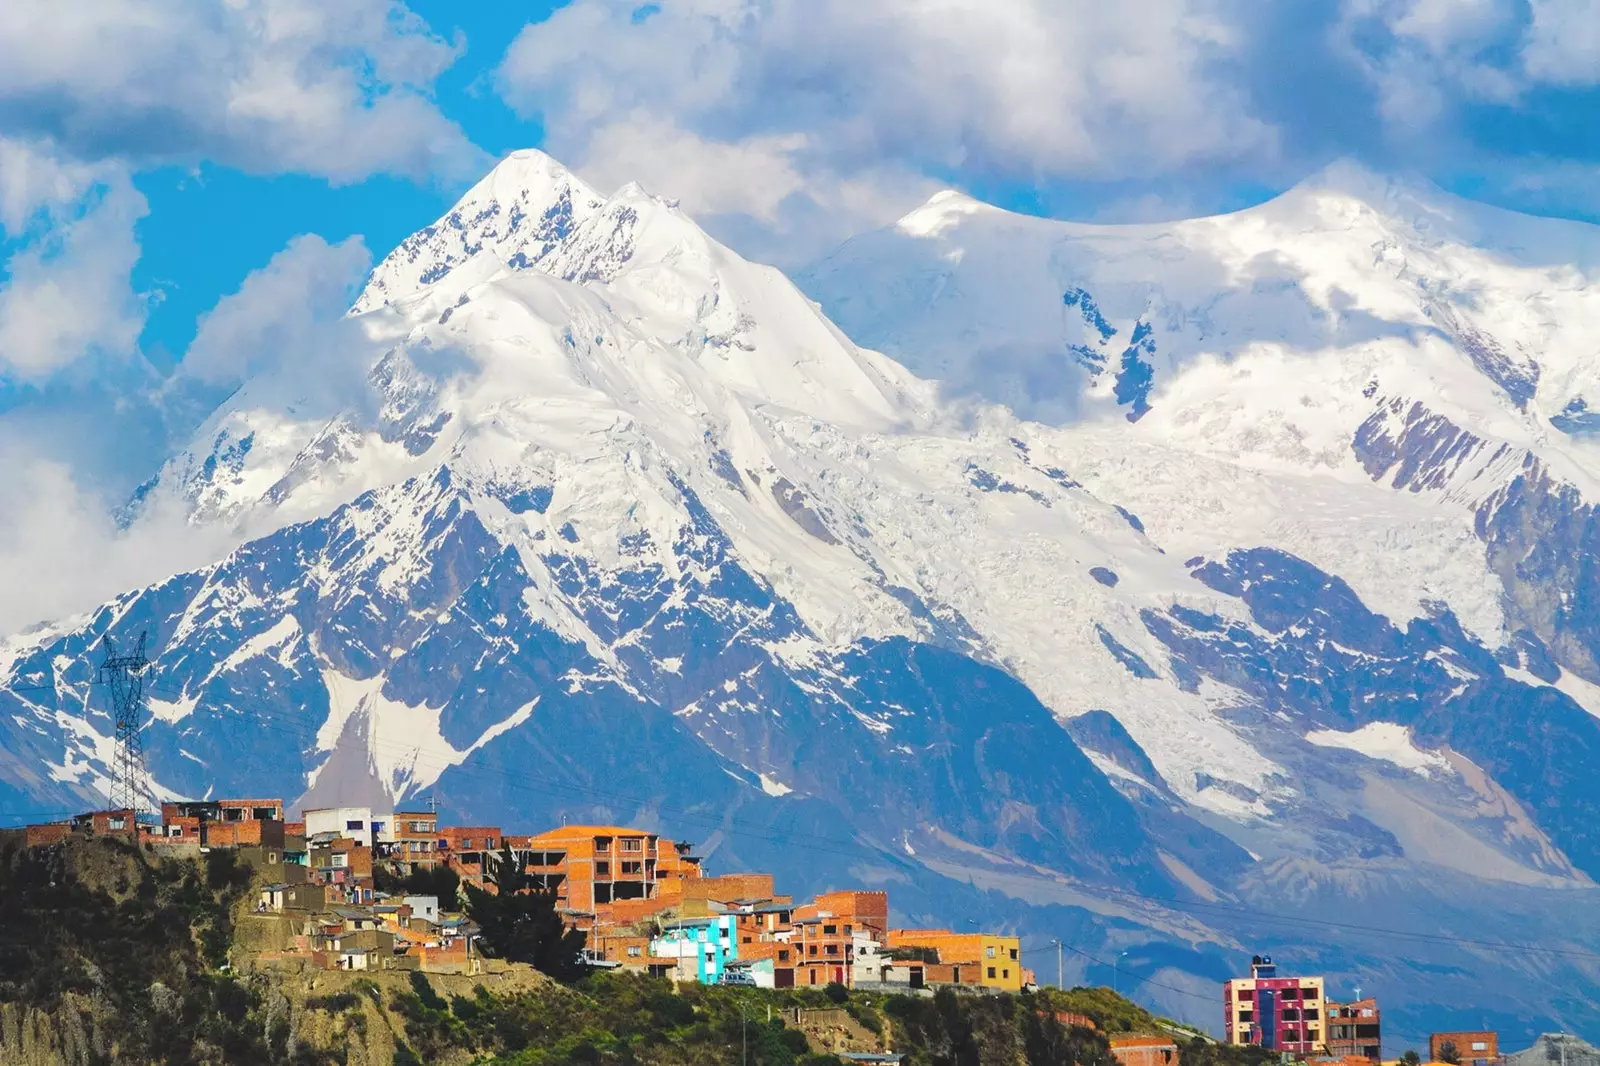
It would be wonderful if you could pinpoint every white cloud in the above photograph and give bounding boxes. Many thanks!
[0,140,148,382]
[503,0,1272,178]
[498,0,1275,252]
[0,445,233,634]
[1523,0,1600,85]
[0,0,483,183]
[184,233,373,388]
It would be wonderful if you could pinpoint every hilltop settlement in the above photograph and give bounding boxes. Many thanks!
[24,799,1027,995]
[19,799,1594,1066]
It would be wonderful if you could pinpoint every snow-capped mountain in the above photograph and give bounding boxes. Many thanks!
[6,151,1600,1037]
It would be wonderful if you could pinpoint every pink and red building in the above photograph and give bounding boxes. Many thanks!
[1224,955,1326,1056]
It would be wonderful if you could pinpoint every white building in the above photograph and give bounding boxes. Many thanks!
[403,895,440,924]
[304,806,393,847]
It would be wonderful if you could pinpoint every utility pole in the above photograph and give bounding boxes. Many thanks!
[1050,939,1063,989]
[98,632,151,813]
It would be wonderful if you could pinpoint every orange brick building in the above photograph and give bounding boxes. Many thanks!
[438,825,502,888]
[787,891,888,987]
[154,798,284,846]
[1109,1035,1179,1066]
[1432,1032,1499,1066]
[1326,999,1381,1061]
[25,809,139,847]
[514,826,703,914]
[887,929,1024,991]
[391,810,439,868]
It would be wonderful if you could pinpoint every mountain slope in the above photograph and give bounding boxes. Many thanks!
[6,153,1600,1039]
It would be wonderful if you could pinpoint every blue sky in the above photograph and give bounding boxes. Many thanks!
[0,0,1598,626]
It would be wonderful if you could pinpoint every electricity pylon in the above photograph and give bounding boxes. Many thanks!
[98,632,151,813]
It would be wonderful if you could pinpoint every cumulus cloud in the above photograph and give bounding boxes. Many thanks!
[184,233,373,388]
[502,0,1270,178]
[495,0,1600,250]
[1523,0,1600,85]
[499,0,1274,250]
[0,0,483,183]
[0,139,148,382]
[0,445,235,634]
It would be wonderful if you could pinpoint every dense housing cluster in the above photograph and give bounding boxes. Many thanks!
[24,801,1025,991]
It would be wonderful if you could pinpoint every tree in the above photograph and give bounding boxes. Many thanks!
[825,981,850,1005]
[463,845,588,981]
[1402,1051,1423,1066]
[1440,1042,1461,1065]
[375,863,461,906]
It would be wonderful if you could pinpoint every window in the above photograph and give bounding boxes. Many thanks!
[844,924,853,934]
[826,945,838,956]
[628,946,642,957]
[346,820,364,831]
[109,817,126,830]
[824,925,837,934]
[1473,1044,1490,1053]
[1010,948,1018,960]
[779,950,790,962]
[1002,969,1009,979]
[987,967,996,979]
[809,946,818,956]
[1239,990,1255,1001]
[596,862,611,877]
[987,946,996,958]
[620,838,643,853]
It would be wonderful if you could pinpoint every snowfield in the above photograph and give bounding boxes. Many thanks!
[8,150,1600,1035]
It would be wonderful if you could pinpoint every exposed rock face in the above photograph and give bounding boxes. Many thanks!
[9,153,1600,1037]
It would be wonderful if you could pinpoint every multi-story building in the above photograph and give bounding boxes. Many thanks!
[1325,999,1381,1060]
[1223,956,1324,1056]
[158,798,287,847]
[513,825,702,914]
[438,825,503,888]
[651,915,741,984]
[309,835,374,903]
[886,930,1024,992]
[24,809,140,847]
[389,809,439,869]
[1433,1032,1500,1066]
[304,806,388,848]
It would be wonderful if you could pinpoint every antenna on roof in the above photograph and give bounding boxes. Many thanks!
[97,631,152,813]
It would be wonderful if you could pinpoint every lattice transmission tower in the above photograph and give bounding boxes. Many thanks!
[98,632,152,812]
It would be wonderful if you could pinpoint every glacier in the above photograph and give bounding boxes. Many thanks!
[4,150,1600,1039]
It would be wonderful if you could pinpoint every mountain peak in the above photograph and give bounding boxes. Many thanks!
[470,148,603,208]
[352,148,608,313]
[894,188,992,238]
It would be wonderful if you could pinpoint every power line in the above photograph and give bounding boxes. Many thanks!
[21,659,1600,967]
[99,675,1600,964]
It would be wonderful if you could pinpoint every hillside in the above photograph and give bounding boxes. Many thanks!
[3,151,1600,1036]
[0,835,1249,1066]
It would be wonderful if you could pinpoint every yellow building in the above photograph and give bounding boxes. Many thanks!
[887,929,1025,991]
